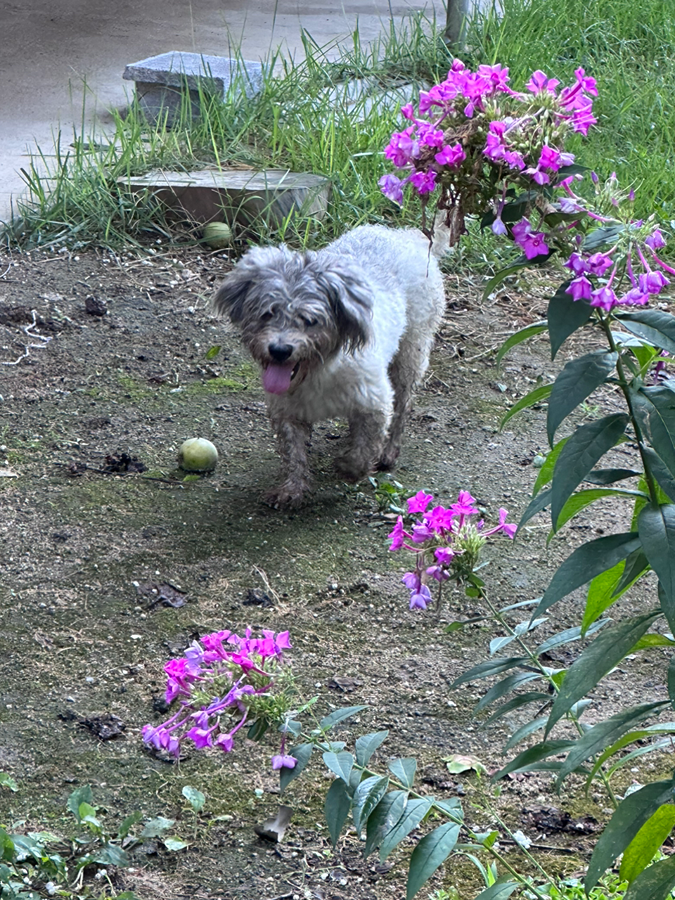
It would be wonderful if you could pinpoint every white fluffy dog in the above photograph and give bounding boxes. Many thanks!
[212,225,446,508]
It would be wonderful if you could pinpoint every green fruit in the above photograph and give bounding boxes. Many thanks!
[178,438,219,472]
[203,222,233,249]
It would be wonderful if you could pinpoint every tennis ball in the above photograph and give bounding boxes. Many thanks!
[178,438,219,472]
[203,222,233,250]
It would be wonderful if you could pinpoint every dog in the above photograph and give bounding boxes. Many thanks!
[212,224,446,508]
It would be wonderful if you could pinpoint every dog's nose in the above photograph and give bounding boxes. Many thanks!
[268,342,294,363]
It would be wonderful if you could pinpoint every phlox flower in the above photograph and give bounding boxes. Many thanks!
[566,276,593,301]
[618,287,649,306]
[400,102,416,121]
[407,490,434,514]
[512,219,549,260]
[384,127,419,167]
[574,67,598,96]
[388,516,408,551]
[215,733,234,752]
[409,584,432,610]
[418,124,445,149]
[272,754,297,770]
[639,270,669,295]
[564,253,588,276]
[590,285,618,311]
[402,571,422,591]
[526,70,560,94]
[435,143,466,167]
[492,216,507,236]
[586,252,614,276]
[449,490,479,519]
[186,726,217,749]
[379,174,404,206]
[426,565,450,582]
[408,170,437,195]
[645,229,666,251]
[477,63,511,92]
[538,145,562,171]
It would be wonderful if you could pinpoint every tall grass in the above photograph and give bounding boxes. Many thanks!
[4,0,675,251]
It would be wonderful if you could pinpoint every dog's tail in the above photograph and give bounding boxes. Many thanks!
[429,207,465,259]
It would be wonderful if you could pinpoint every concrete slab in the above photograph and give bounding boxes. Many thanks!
[0,0,445,223]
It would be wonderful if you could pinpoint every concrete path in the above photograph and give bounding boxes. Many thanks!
[0,0,444,223]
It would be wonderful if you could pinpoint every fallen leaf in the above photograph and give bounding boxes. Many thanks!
[444,754,486,775]
[254,805,293,843]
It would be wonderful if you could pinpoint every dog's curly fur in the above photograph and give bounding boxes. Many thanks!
[212,224,446,507]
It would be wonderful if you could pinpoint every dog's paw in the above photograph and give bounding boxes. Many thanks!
[263,482,307,509]
[377,446,400,472]
[334,454,371,483]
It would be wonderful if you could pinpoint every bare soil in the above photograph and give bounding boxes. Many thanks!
[0,242,669,900]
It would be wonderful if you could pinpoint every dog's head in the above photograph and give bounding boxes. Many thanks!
[212,245,373,395]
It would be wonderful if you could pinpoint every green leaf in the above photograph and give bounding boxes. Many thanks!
[352,776,389,835]
[355,731,389,767]
[617,309,675,356]
[644,447,675,501]
[518,488,552,529]
[586,778,675,891]
[632,385,675,478]
[493,741,576,781]
[388,758,417,789]
[92,843,130,866]
[364,790,407,858]
[482,259,530,301]
[406,821,460,900]
[547,350,617,446]
[204,344,222,360]
[451,657,529,688]
[379,798,433,861]
[319,706,367,732]
[587,724,675,786]
[624,853,675,900]
[631,633,675,651]
[669,653,675,708]
[583,223,625,251]
[548,281,593,360]
[473,883,519,900]
[546,611,662,735]
[141,816,175,838]
[117,811,143,840]
[474,672,541,713]
[621,804,675,884]
[556,701,669,786]
[584,467,642,485]
[484,692,551,727]
[181,786,205,813]
[0,774,18,793]
[322,751,354,784]
[553,487,643,534]
[280,743,313,791]
[536,531,641,618]
[325,778,351,848]
[640,504,675,630]
[503,716,547,751]
[583,556,645,633]
[613,548,650,597]
[67,785,93,822]
[550,413,629,526]
[495,321,548,368]
[535,618,608,656]
[500,384,552,430]
[532,438,569,496]
[163,837,188,852]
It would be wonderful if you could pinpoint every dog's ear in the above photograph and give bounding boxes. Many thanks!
[319,268,373,353]
[212,257,256,324]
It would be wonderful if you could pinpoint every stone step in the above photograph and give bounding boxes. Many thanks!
[123,51,263,123]
[118,167,331,227]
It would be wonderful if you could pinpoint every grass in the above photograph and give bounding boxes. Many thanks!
[2,0,675,253]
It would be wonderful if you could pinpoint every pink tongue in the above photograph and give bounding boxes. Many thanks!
[262,362,294,394]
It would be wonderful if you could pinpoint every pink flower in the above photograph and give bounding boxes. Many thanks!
[639,270,669,294]
[526,70,560,94]
[498,508,517,539]
[645,229,666,251]
[575,67,598,96]
[418,124,445,148]
[590,286,618,311]
[409,584,432,610]
[400,102,416,121]
[586,252,614,276]
[449,490,479,519]
[384,127,418,167]
[379,174,404,206]
[407,490,434,514]
[216,733,234,752]
[388,516,406,551]
[272,754,297,770]
[564,252,588,276]
[435,143,466,167]
[402,571,422,591]
[503,149,526,171]
[566,276,593,301]
[492,216,507,236]
[434,547,456,565]
[477,63,511,92]
[408,170,437,195]
[538,145,562,171]
[618,287,649,306]
[512,220,549,259]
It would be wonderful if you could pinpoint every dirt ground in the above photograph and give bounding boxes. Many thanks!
[0,240,670,900]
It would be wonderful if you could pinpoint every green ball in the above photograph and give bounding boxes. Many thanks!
[178,438,219,472]
[202,222,233,250]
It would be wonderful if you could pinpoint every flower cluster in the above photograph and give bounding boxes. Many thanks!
[379,59,597,212]
[562,225,672,311]
[142,628,295,769]
[389,490,516,610]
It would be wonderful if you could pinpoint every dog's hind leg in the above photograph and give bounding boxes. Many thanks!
[265,417,312,508]
[378,336,433,471]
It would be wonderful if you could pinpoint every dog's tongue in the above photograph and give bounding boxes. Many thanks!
[262,362,294,394]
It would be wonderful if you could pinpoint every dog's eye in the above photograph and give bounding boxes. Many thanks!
[301,315,319,327]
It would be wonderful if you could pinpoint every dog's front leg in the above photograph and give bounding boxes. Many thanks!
[265,417,312,508]
[335,409,389,483]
